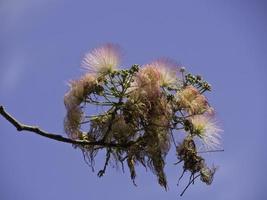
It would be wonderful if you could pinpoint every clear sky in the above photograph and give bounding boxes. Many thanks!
[1,0,267,199]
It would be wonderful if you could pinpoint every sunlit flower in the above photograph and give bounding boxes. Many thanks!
[132,65,161,100]
[190,95,208,114]
[80,73,96,86]
[64,73,96,139]
[189,115,221,149]
[82,43,121,75]
[177,85,209,114]
[178,85,198,101]
[206,107,215,116]
[64,73,96,109]
[64,80,84,109]
[137,65,161,86]
[149,58,179,87]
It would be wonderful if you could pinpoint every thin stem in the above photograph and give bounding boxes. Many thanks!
[180,174,200,196]
[177,169,186,186]
[85,100,114,106]
[0,105,130,149]
[198,149,224,154]
[97,148,111,177]
[170,130,177,148]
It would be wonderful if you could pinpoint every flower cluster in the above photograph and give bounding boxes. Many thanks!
[64,44,222,195]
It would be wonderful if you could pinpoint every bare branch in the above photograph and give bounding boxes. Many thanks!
[0,105,129,149]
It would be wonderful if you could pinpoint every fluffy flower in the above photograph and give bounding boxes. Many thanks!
[64,81,84,109]
[64,106,83,139]
[132,65,161,100]
[137,65,161,86]
[64,73,96,109]
[189,115,221,150]
[82,43,121,75]
[200,165,217,185]
[64,73,96,139]
[179,85,198,101]
[177,85,209,114]
[149,58,179,87]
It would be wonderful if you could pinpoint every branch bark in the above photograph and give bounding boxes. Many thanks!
[0,105,129,149]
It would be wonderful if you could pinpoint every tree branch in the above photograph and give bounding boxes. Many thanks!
[0,105,129,149]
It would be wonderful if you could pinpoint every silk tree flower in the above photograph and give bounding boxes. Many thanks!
[64,73,96,109]
[126,65,173,142]
[177,85,209,114]
[189,95,209,114]
[132,65,161,100]
[149,58,179,87]
[64,73,96,139]
[127,60,176,99]
[111,115,137,142]
[82,43,122,75]
[89,114,137,143]
[64,80,84,109]
[64,106,83,139]
[128,64,173,125]
[189,115,221,150]
[177,85,199,111]
[148,101,173,154]
[200,165,217,185]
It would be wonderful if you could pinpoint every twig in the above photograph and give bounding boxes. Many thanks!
[97,148,111,177]
[177,169,186,186]
[198,149,224,154]
[180,174,200,196]
[0,105,130,149]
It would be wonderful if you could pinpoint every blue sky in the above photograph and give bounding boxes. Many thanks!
[1,0,267,199]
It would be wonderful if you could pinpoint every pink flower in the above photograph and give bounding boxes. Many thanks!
[177,85,209,114]
[82,43,121,75]
[189,115,222,150]
[64,106,83,139]
[133,65,161,100]
[149,58,179,87]
[64,73,96,109]
[64,73,96,139]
